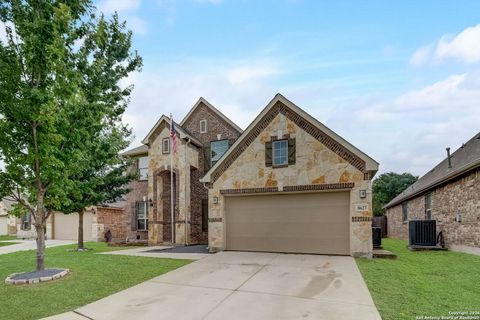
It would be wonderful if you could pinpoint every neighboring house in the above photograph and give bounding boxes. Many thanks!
[201,94,378,257]
[5,198,122,241]
[0,200,8,235]
[385,131,480,255]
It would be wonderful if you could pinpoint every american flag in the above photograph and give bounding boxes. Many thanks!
[170,118,177,153]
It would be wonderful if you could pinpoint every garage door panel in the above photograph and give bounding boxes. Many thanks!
[225,192,350,255]
[54,212,93,241]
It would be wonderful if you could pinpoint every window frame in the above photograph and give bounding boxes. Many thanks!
[199,119,207,133]
[425,193,432,220]
[402,201,408,223]
[22,213,32,230]
[137,156,148,181]
[272,139,289,167]
[210,139,230,167]
[162,138,170,154]
[136,201,148,231]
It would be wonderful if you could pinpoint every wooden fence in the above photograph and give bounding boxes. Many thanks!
[372,216,388,238]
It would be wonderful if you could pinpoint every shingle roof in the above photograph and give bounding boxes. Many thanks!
[385,131,480,208]
[122,145,148,157]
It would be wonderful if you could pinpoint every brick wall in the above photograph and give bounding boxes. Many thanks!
[96,207,127,241]
[387,167,480,249]
[387,196,425,240]
[125,179,149,241]
[182,102,241,145]
[182,102,241,244]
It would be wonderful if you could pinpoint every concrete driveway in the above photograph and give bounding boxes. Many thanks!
[47,251,380,320]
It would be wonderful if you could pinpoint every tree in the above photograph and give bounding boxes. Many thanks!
[62,132,135,250]
[372,172,418,216]
[0,1,141,270]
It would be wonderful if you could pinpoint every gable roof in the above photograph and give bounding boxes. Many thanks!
[180,97,243,134]
[141,115,202,147]
[201,93,379,184]
[385,131,480,209]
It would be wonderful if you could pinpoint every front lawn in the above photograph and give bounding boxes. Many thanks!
[0,241,19,247]
[0,235,17,241]
[357,238,480,320]
[0,242,191,320]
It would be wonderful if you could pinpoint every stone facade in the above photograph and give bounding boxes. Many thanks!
[207,106,374,257]
[387,167,480,252]
[126,100,243,246]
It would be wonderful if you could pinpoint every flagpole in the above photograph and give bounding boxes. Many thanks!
[170,114,175,244]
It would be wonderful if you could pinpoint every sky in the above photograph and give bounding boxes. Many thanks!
[2,1,480,177]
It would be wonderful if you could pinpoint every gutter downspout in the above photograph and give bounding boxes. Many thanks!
[184,138,191,246]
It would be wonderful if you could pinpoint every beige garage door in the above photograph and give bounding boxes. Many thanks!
[53,212,93,241]
[225,192,350,255]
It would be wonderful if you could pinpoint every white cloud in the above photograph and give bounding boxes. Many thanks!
[0,21,16,43]
[410,24,480,65]
[226,65,278,85]
[410,44,432,66]
[127,16,148,34]
[328,71,480,175]
[97,0,141,14]
[435,24,480,63]
[122,60,282,145]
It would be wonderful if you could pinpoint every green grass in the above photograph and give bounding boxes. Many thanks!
[0,235,17,241]
[0,241,19,247]
[356,238,480,320]
[0,242,191,320]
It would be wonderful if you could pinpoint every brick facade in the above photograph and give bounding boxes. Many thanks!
[387,167,480,251]
[125,178,149,241]
[182,101,241,145]
[174,100,241,244]
[96,207,128,242]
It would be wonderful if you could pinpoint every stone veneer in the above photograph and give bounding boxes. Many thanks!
[208,111,374,257]
[147,125,200,245]
[387,167,480,252]
[143,102,241,246]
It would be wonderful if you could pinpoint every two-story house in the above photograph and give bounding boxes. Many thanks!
[122,97,242,245]
[117,94,379,257]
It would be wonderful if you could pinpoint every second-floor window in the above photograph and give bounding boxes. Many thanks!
[211,139,229,166]
[162,138,170,154]
[273,140,288,166]
[138,156,148,180]
[200,119,207,133]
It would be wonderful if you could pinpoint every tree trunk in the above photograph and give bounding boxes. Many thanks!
[78,209,84,250]
[35,222,46,271]
[35,190,47,271]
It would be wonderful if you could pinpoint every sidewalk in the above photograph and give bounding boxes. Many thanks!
[0,239,75,255]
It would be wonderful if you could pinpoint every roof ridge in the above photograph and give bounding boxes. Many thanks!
[179,97,243,133]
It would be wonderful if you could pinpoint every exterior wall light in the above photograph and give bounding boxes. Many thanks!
[213,196,219,204]
[359,190,367,199]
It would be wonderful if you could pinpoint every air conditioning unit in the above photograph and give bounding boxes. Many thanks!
[409,220,437,247]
